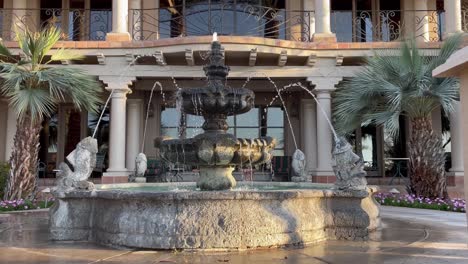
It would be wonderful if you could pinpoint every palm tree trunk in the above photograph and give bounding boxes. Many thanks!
[4,114,42,200]
[408,116,447,198]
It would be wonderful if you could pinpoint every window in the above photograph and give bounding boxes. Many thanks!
[158,0,286,38]
[160,105,285,156]
[266,107,284,156]
[160,108,204,138]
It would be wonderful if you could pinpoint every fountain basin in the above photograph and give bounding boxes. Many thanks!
[49,182,380,250]
[179,87,254,116]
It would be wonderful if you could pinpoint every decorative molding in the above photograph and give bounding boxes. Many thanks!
[125,53,136,64]
[97,53,106,65]
[154,51,167,66]
[249,48,257,67]
[63,65,363,78]
[307,77,342,92]
[185,49,194,66]
[99,76,136,93]
[278,50,287,67]
[336,54,344,66]
[306,54,317,67]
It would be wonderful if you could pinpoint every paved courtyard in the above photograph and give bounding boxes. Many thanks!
[0,206,467,264]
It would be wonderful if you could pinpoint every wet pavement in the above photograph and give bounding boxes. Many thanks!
[0,206,467,264]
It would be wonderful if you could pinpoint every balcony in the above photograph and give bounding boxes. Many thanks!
[0,8,112,41]
[0,7,465,43]
[130,4,313,42]
[331,10,445,42]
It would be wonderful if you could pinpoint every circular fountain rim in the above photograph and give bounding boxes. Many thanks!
[53,182,377,200]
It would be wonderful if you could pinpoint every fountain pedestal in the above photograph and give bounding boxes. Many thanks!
[197,166,236,190]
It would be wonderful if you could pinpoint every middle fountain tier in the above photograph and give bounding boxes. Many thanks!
[155,40,276,191]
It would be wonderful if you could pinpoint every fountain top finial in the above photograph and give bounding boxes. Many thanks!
[213,32,218,42]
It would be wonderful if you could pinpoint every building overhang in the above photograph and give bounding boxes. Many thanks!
[433,46,468,78]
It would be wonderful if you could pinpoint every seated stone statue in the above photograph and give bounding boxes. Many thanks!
[291,149,308,182]
[129,153,148,182]
[332,137,367,191]
[54,137,98,192]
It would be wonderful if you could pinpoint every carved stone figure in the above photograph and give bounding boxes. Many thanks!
[54,137,98,192]
[135,153,147,177]
[332,137,367,190]
[291,149,308,182]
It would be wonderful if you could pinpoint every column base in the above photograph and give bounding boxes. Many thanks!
[312,33,337,43]
[311,175,337,184]
[102,171,131,184]
[311,170,336,184]
[446,171,464,187]
[106,32,132,41]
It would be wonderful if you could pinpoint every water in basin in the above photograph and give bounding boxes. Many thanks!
[99,183,331,192]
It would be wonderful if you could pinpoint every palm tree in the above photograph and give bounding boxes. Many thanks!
[1,27,102,200]
[333,35,462,199]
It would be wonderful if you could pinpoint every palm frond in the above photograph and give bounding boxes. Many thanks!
[333,36,460,139]
[6,88,56,122]
[37,67,102,113]
[428,34,463,71]
[0,26,103,123]
[50,48,84,62]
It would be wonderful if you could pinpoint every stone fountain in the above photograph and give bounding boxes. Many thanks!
[49,37,380,250]
[156,38,275,190]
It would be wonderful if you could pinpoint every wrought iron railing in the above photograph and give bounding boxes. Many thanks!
[0,7,451,43]
[463,9,468,32]
[331,10,444,42]
[0,8,112,41]
[130,4,313,41]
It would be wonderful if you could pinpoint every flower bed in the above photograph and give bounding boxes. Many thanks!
[374,193,465,213]
[0,198,54,212]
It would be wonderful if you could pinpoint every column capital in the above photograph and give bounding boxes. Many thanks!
[100,76,135,95]
[307,77,341,95]
[307,77,342,87]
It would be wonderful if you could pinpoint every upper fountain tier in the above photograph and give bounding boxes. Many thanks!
[177,41,254,117]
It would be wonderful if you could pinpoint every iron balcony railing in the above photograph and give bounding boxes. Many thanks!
[0,7,464,43]
[463,9,468,32]
[130,4,313,42]
[0,8,112,41]
[331,10,445,42]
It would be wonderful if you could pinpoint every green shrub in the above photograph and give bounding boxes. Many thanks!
[0,163,8,199]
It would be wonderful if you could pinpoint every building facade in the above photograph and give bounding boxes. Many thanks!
[0,0,466,188]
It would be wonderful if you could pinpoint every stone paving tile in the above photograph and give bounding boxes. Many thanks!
[0,206,466,264]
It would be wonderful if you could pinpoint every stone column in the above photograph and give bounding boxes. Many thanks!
[301,99,317,178]
[309,77,341,183]
[414,0,430,42]
[312,0,336,42]
[302,0,315,40]
[100,77,135,183]
[106,0,131,41]
[142,0,160,40]
[445,0,463,36]
[129,0,142,40]
[11,0,27,40]
[61,0,70,38]
[126,99,143,173]
[449,102,464,182]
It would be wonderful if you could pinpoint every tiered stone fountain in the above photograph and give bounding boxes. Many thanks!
[49,38,380,250]
[156,38,275,190]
